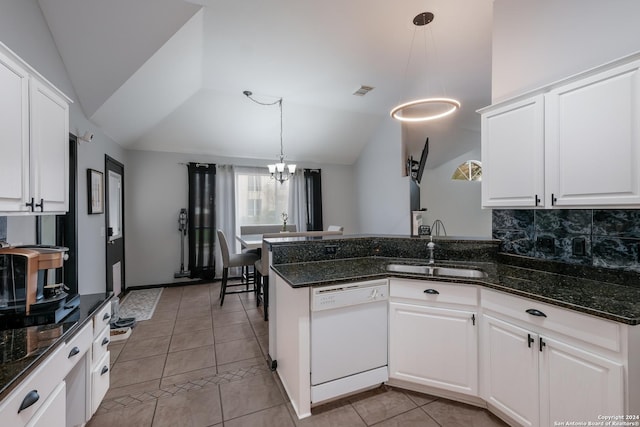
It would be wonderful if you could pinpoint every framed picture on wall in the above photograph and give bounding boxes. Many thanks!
[87,169,104,214]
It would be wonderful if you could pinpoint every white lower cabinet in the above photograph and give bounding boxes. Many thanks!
[540,336,624,426]
[91,351,110,415]
[26,382,66,427]
[388,279,478,397]
[0,302,112,426]
[89,301,111,418]
[0,345,66,427]
[481,289,625,426]
[482,314,540,426]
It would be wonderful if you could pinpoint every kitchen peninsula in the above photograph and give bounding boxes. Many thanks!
[265,235,640,426]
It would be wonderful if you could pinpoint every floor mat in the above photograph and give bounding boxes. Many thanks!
[118,288,163,321]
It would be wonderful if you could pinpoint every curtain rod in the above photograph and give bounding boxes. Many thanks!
[178,163,273,169]
[177,162,214,168]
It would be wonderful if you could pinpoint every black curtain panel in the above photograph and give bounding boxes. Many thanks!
[304,169,323,231]
[187,163,216,280]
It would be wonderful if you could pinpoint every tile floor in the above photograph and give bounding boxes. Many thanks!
[87,281,508,427]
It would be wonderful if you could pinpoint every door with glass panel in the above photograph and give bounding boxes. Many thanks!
[105,156,124,296]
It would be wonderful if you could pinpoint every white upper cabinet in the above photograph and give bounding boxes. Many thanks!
[0,42,71,214]
[0,47,30,212]
[30,79,69,213]
[481,95,545,208]
[481,55,640,208]
[545,60,640,207]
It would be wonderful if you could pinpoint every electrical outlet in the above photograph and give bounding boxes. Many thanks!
[536,236,555,254]
[325,245,338,255]
[572,237,586,256]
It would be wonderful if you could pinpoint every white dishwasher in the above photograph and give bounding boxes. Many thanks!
[310,279,389,403]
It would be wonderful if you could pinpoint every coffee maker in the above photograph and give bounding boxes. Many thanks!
[0,246,79,328]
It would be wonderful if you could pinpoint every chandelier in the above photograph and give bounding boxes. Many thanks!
[243,90,296,183]
[390,12,460,122]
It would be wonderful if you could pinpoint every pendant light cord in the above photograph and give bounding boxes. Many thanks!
[427,26,448,98]
[243,91,285,161]
[397,25,419,106]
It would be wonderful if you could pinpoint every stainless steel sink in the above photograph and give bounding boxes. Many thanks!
[386,264,487,278]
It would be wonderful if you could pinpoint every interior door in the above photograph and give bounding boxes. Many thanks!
[105,156,124,296]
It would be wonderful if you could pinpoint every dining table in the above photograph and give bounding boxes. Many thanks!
[236,234,263,250]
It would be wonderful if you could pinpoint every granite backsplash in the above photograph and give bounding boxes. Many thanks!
[493,209,640,273]
[270,235,501,265]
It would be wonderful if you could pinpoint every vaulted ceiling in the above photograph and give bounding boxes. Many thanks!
[38,0,493,167]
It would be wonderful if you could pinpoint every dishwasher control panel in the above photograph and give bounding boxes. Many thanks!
[311,279,388,311]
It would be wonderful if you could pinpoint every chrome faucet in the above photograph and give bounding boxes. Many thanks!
[431,219,447,237]
[427,235,435,264]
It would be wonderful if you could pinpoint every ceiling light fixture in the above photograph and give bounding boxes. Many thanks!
[390,12,460,122]
[243,90,296,183]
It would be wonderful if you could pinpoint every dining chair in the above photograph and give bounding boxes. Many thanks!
[217,229,260,305]
[238,225,261,285]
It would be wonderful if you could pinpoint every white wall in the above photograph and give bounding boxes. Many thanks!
[354,119,410,235]
[125,149,357,287]
[317,163,358,234]
[0,0,125,295]
[420,147,491,237]
[492,0,640,102]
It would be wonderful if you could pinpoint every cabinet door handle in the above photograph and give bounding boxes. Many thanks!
[103,312,111,321]
[68,346,80,358]
[102,337,110,346]
[471,314,476,326]
[101,365,109,376]
[535,194,540,206]
[423,289,439,295]
[527,334,534,348]
[25,198,35,212]
[35,198,44,212]
[539,337,546,352]
[526,308,547,318]
[551,193,557,206]
[18,390,39,413]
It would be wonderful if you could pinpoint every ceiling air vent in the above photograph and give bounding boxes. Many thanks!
[353,85,374,96]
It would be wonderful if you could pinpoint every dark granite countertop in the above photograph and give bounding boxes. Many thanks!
[271,256,640,325]
[0,293,112,401]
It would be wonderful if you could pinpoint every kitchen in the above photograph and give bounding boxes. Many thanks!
[1,0,640,426]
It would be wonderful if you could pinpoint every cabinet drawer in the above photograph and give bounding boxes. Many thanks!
[92,324,111,364]
[91,351,110,416]
[481,289,621,353]
[93,301,112,336]
[25,381,65,427]
[0,344,65,425]
[390,279,478,306]
[61,322,92,377]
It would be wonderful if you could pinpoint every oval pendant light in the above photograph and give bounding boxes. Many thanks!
[390,12,460,122]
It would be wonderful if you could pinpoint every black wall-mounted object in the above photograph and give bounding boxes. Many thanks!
[408,137,429,184]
